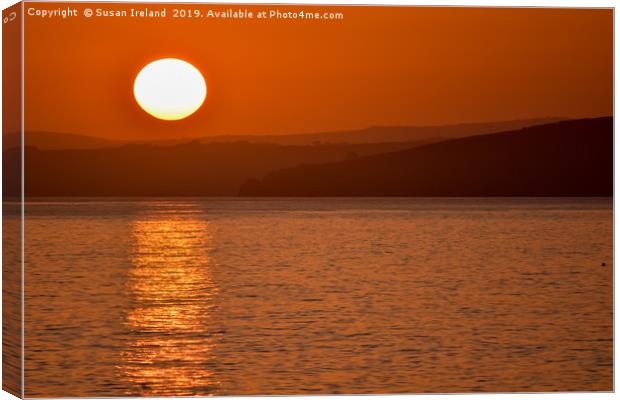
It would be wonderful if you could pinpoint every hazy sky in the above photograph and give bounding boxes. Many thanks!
[20,4,612,140]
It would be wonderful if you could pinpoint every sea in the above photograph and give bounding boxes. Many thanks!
[3,197,612,396]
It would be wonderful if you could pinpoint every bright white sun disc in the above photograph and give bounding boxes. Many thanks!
[134,58,207,121]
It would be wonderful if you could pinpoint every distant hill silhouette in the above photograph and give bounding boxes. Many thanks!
[4,117,564,150]
[4,118,609,197]
[4,141,425,197]
[4,131,120,150]
[240,117,612,197]
[194,117,564,145]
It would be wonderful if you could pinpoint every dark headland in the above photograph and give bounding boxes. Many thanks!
[240,117,612,197]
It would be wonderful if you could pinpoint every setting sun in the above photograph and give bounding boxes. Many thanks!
[133,58,206,121]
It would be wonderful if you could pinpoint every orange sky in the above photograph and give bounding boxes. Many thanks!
[20,3,613,140]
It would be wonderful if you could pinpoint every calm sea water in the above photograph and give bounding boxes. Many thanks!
[14,198,613,396]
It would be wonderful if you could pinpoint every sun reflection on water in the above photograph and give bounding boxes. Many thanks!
[120,213,219,396]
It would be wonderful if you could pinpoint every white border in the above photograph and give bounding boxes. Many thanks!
[13,0,619,6]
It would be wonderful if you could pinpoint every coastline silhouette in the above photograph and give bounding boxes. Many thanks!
[5,117,611,197]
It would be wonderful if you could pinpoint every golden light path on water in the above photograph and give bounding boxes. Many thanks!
[120,212,219,396]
